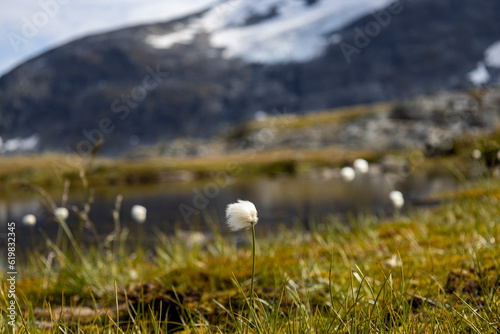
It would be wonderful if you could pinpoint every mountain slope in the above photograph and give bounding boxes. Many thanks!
[0,0,499,154]
[146,0,395,63]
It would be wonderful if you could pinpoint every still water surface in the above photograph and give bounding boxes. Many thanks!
[1,170,456,251]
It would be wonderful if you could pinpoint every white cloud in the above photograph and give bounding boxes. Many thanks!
[0,0,215,75]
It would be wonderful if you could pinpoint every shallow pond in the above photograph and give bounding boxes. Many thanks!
[0,167,457,255]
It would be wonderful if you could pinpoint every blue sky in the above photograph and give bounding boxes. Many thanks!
[0,0,215,76]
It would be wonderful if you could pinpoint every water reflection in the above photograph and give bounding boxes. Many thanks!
[0,170,456,250]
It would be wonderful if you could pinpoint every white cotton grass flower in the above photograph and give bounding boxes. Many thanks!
[22,214,37,226]
[472,149,482,160]
[131,205,147,224]
[54,207,69,220]
[129,269,139,280]
[353,158,369,174]
[226,199,259,309]
[225,199,258,231]
[389,191,404,209]
[340,166,355,182]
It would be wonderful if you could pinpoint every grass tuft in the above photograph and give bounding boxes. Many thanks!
[1,176,500,332]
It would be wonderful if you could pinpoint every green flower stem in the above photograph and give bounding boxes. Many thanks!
[250,223,256,309]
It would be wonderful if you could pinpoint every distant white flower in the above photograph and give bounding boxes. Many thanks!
[353,159,369,174]
[54,207,69,220]
[131,205,147,224]
[340,166,355,182]
[225,200,258,231]
[176,230,208,248]
[389,191,404,209]
[472,149,482,160]
[129,269,139,280]
[22,214,37,226]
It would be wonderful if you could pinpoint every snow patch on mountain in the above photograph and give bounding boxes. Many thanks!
[147,0,395,63]
[0,134,39,153]
[468,62,490,86]
[485,41,500,68]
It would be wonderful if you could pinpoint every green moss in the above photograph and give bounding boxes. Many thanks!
[2,178,499,332]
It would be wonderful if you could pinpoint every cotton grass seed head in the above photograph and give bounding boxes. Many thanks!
[353,158,369,174]
[131,205,147,224]
[54,207,69,220]
[225,200,258,231]
[340,166,355,182]
[389,191,404,209]
[22,214,37,226]
[472,149,482,160]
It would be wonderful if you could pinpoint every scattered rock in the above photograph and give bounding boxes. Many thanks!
[139,89,500,159]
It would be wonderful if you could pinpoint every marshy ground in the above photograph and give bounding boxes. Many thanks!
[1,105,500,333]
[1,174,500,332]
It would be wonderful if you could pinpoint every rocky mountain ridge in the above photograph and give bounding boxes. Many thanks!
[1,0,500,155]
[129,87,500,158]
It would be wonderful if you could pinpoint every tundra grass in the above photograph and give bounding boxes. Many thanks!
[0,146,383,191]
[1,98,499,191]
[1,178,499,333]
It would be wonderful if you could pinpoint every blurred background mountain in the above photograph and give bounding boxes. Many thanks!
[1,0,500,155]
